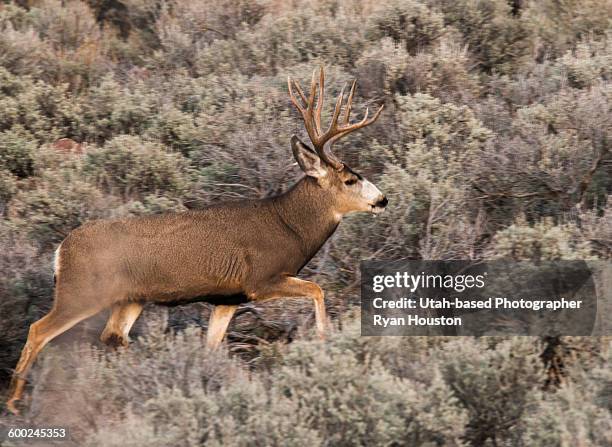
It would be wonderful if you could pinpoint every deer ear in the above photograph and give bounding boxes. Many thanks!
[291,135,327,178]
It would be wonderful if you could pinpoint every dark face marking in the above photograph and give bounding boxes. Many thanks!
[344,165,363,180]
[340,165,363,186]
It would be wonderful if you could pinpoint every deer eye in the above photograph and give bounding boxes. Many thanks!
[344,178,358,186]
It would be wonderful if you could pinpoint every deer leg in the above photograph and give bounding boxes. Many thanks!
[250,277,328,339]
[6,304,104,415]
[206,305,238,350]
[100,302,144,348]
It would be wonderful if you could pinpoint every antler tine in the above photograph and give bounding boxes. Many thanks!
[314,67,325,134]
[288,77,306,112]
[328,83,346,133]
[307,69,318,112]
[293,80,308,108]
[351,103,384,130]
[360,107,369,125]
[343,80,357,125]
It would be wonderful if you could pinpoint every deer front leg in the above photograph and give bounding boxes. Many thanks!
[249,277,328,339]
[206,305,239,350]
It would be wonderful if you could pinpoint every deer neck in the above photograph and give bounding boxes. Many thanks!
[272,176,341,258]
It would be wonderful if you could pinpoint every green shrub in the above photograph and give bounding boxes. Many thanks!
[557,35,612,89]
[403,37,481,103]
[393,92,493,160]
[523,387,612,446]
[524,0,612,59]
[0,168,17,212]
[504,84,610,212]
[80,75,159,143]
[7,170,114,247]
[488,218,595,261]
[0,0,112,86]
[28,317,467,446]
[0,126,37,177]
[578,200,612,259]
[30,0,100,52]
[0,67,82,142]
[82,135,192,199]
[366,0,446,54]
[152,0,265,74]
[84,380,323,447]
[522,345,612,447]
[0,9,52,78]
[275,339,466,446]
[29,316,612,447]
[430,0,530,73]
[192,3,366,77]
[436,337,544,446]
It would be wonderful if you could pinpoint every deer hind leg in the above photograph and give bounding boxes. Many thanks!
[6,304,104,415]
[250,276,328,339]
[100,302,144,348]
[206,305,238,350]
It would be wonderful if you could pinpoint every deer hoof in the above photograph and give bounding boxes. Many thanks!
[101,333,128,349]
[6,398,21,416]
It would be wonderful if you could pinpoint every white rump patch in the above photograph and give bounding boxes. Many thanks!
[53,244,62,276]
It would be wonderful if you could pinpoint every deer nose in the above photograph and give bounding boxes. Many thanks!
[376,196,388,208]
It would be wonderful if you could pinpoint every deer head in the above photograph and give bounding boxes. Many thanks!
[288,67,388,215]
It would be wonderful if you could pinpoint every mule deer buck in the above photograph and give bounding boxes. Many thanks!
[6,67,387,414]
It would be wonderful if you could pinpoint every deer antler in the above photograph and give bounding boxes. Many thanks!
[288,66,384,170]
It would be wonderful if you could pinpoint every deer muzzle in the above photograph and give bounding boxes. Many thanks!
[371,196,388,214]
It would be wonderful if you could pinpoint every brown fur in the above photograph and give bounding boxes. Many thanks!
[55,176,342,308]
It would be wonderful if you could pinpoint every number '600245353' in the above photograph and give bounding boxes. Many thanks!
[7,427,67,438]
